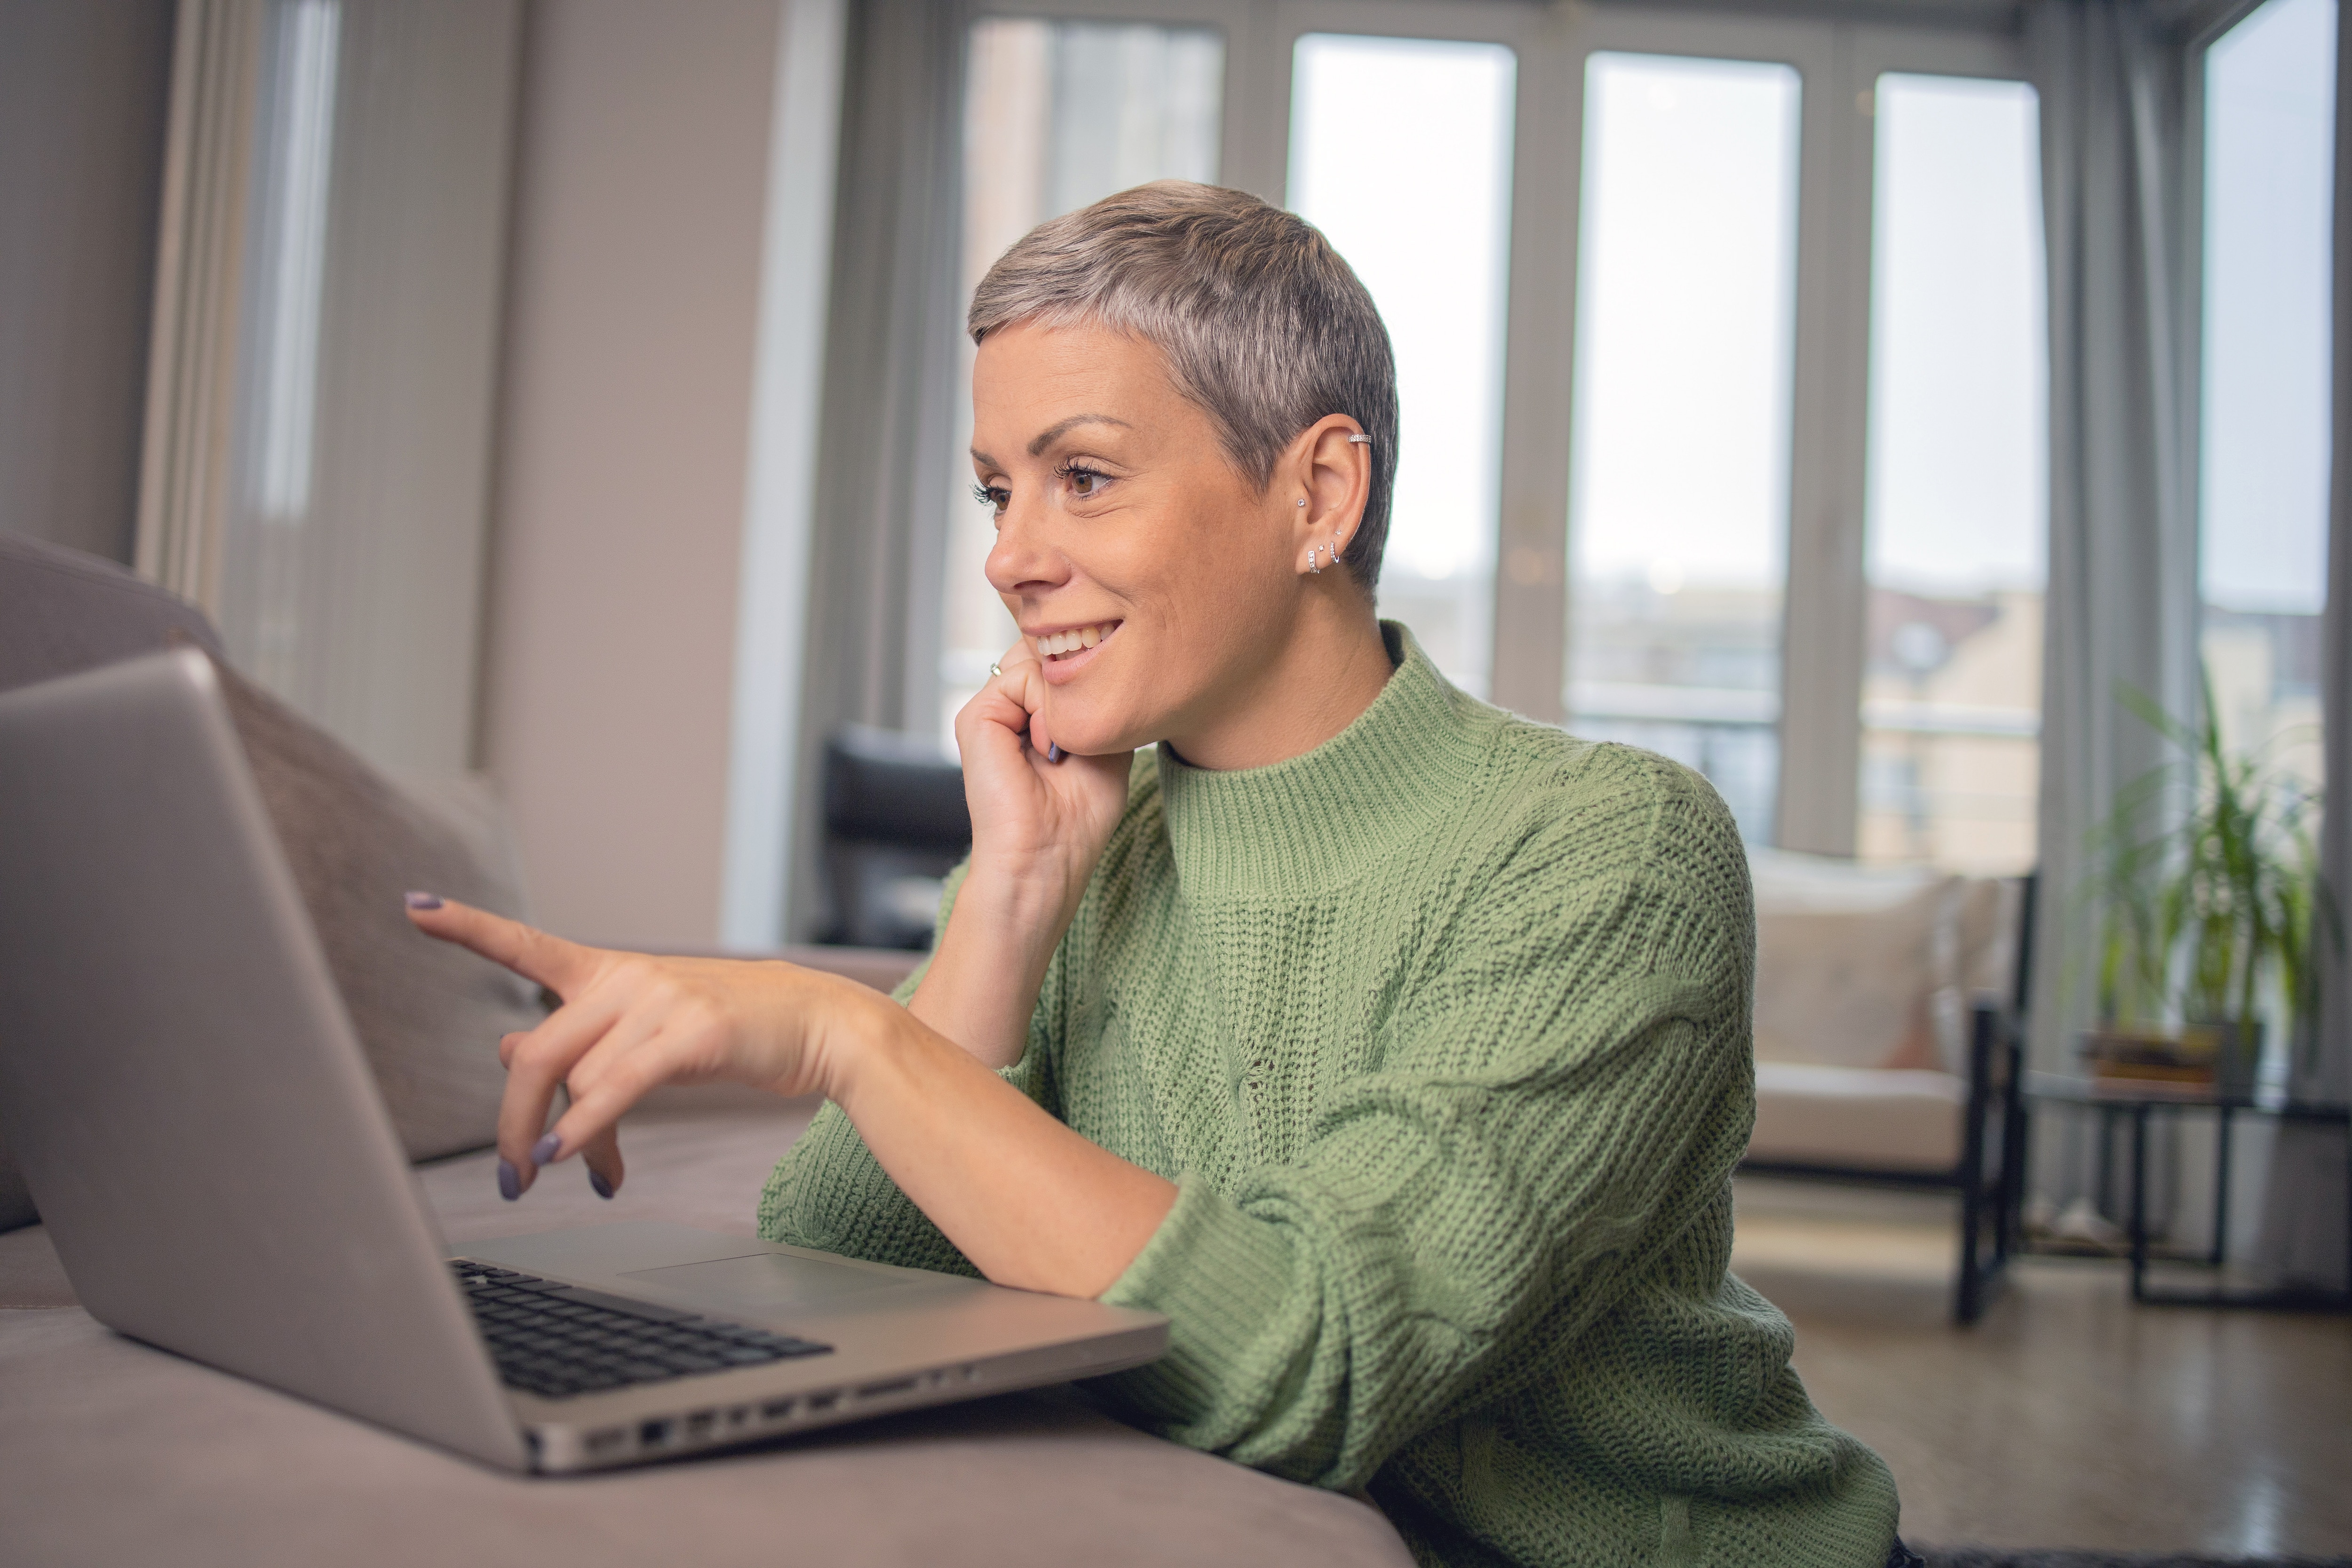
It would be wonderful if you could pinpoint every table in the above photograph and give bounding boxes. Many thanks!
[0,1090,1414,1568]
[2024,1072,2352,1310]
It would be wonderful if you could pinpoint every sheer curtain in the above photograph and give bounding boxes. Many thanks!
[2026,0,2203,1080]
[135,0,522,776]
[2259,1,2352,1290]
[784,0,969,941]
[2029,0,2346,1280]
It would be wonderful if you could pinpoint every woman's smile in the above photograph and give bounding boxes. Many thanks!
[1030,619,1123,683]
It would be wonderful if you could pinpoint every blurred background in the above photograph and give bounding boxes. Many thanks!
[1,0,2347,1553]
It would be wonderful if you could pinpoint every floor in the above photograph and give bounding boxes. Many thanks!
[1732,1177,2352,1559]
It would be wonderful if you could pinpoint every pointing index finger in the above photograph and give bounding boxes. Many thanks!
[405,895,598,998]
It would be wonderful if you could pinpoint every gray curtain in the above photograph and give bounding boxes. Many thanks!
[2254,4,2352,1292]
[2026,0,2203,1088]
[785,0,969,941]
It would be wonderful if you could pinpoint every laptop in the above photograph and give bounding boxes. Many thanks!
[0,649,1166,1472]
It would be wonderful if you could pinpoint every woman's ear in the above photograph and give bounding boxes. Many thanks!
[1288,415,1373,577]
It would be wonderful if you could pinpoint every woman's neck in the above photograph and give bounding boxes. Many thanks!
[1160,595,1394,772]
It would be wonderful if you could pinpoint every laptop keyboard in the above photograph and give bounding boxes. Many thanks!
[450,1260,832,1401]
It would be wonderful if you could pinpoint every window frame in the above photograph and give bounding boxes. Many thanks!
[950,0,2043,860]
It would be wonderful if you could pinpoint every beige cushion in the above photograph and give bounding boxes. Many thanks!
[213,657,543,1163]
[1748,1061,1967,1172]
[1750,849,1960,1072]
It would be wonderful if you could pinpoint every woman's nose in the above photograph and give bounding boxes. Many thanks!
[984,495,1070,597]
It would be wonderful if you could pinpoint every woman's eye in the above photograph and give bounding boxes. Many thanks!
[1058,464,1112,500]
[972,482,1009,517]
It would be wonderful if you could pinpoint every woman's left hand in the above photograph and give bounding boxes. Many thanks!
[405,897,873,1198]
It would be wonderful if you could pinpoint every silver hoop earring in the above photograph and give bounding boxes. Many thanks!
[1308,545,1323,575]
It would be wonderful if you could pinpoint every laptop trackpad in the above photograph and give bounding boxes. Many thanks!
[624,1251,928,1316]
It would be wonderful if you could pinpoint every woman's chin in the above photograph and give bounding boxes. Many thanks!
[1039,698,1149,760]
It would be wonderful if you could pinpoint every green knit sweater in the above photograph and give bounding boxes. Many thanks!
[759,624,1899,1568]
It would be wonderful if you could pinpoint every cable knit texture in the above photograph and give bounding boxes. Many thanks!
[758,623,1899,1568]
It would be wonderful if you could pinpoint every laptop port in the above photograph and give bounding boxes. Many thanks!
[857,1377,917,1400]
[760,1398,796,1421]
[686,1411,717,1441]
[639,1419,672,1449]
[726,1406,751,1428]
[805,1392,839,1413]
[586,1428,626,1457]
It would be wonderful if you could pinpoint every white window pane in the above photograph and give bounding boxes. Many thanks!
[1858,74,2048,874]
[1566,53,1800,842]
[939,20,1224,745]
[1289,33,1516,699]
[2200,0,2335,784]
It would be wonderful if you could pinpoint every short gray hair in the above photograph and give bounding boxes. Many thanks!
[968,181,1398,592]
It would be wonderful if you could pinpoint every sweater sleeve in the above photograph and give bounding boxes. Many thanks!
[1090,750,1757,1493]
[754,861,1066,1272]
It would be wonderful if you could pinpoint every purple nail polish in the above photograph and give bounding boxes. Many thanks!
[589,1169,614,1201]
[404,891,443,910]
[497,1159,521,1201]
[1047,743,1062,763]
[530,1131,561,1165]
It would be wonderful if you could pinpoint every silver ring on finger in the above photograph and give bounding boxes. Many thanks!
[989,662,1002,677]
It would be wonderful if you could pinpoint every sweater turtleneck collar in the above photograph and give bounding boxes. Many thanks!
[1153,621,1492,897]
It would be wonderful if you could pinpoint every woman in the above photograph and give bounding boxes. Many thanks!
[410,181,1906,1568]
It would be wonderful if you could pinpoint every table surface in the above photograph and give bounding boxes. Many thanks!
[0,1089,1413,1568]
[2022,1070,2350,1118]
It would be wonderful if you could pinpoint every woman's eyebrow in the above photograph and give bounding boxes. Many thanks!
[1026,414,1130,456]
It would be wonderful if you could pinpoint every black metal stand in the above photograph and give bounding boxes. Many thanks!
[2027,1075,2352,1312]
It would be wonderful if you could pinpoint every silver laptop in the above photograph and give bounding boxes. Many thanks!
[0,649,1165,1472]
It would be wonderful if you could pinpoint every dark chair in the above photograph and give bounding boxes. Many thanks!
[1740,873,2036,1325]
[819,725,970,950]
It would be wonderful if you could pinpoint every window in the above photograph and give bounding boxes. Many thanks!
[1565,52,1801,842]
[2199,0,2336,789]
[1857,74,2047,875]
[938,18,1224,742]
[919,6,2050,876]
[1289,33,1517,697]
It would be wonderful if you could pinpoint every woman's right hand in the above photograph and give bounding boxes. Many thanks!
[916,636,1134,1068]
[950,633,1133,915]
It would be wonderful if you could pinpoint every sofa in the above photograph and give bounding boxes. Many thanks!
[0,533,1412,1566]
[1742,845,2030,1321]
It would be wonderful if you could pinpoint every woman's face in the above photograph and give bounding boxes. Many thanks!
[971,318,1317,758]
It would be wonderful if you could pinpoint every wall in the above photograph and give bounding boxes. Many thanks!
[480,0,783,948]
[0,0,175,564]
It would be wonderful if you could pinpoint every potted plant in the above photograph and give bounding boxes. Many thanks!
[2082,672,2337,1099]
